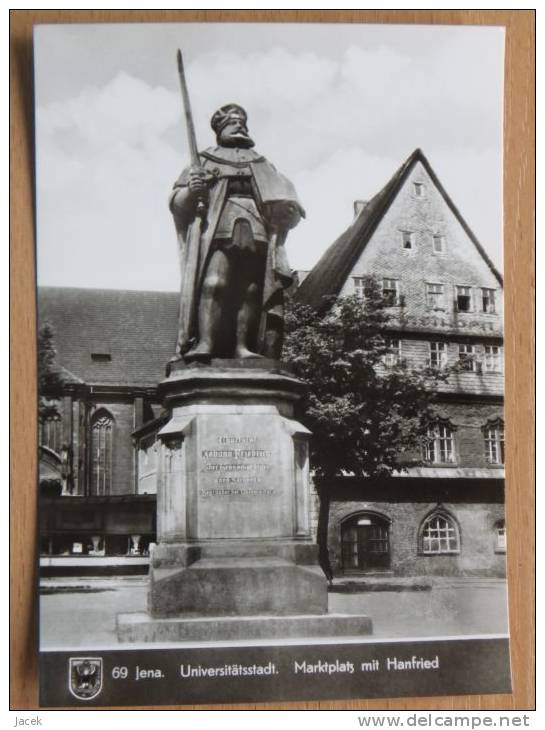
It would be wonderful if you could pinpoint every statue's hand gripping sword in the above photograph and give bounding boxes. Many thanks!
[176,49,207,218]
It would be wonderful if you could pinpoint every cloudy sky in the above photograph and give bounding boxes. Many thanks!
[34,22,504,292]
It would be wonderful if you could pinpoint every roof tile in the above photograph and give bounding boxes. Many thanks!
[38,287,179,387]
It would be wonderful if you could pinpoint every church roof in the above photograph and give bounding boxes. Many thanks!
[54,364,85,385]
[38,287,179,388]
[296,148,503,310]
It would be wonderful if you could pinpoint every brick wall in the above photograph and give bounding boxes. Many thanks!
[327,494,506,578]
[419,400,504,469]
[443,401,503,468]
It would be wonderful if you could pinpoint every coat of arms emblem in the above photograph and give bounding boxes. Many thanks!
[68,657,103,700]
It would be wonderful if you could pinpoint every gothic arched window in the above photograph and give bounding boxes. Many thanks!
[419,510,460,555]
[39,409,62,453]
[89,410,113,495]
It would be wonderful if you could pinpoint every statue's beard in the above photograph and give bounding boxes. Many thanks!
[219,131,255,149]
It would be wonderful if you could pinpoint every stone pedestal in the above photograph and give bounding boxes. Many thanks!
[147,543,326,618]
[117,360,372,642]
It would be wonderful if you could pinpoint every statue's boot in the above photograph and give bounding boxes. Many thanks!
[185,247,230,362]
[184,343,213,362]
[234,346,263,359]
[235,281,263,360]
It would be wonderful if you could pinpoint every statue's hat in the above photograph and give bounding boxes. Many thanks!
[211,104,248,134]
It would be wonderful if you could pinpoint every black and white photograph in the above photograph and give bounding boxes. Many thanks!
[35,21,510,707]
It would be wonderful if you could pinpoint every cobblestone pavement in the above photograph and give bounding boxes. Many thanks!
[39,576,509,649]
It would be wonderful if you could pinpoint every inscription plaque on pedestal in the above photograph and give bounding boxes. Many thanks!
[197,417,289,538]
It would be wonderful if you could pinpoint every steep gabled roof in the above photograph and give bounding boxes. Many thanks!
[296,149,503,310]
[38,287,179,387]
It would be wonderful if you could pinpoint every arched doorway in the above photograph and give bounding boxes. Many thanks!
[341,512,391,572]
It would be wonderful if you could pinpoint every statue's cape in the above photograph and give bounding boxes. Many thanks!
[170,147,303,357]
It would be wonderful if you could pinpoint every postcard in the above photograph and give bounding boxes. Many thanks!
[35,21,510,706]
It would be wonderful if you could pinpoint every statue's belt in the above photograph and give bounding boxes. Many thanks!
[200,150,265,168]
[225,178,253,196]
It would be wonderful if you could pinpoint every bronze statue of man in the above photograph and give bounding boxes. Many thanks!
[170,103,304,362]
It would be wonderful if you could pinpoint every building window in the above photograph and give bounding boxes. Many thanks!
[484,345,503,372]
[381,278,400,306]
[91,352,112,362]
[429,342,448,369]
[432,235,446,254]
[455,286,473,312]
[383,339,402,367]
[495,520,506,553]
[424,421,456,464]
[458,343,475,371]
[401,231,414,250]
[413,182,425,198]
[40,410,62,453]
[353,277,366,299]
[420,512,460,554]
[426,283,445,309]
[481,288,496,313]
[483,419,505,465]
[90,410,114,496]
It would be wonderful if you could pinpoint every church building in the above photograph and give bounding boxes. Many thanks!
[38,148,505,579]
[37,288,179,573]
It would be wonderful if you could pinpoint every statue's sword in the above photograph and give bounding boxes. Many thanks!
[174,50,206,357]
[176,49,206,217]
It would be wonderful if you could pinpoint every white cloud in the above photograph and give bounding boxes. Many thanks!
[190,47,337,113]
[39,72,180,146]
[35,31,503,292]
[36,72,182,291]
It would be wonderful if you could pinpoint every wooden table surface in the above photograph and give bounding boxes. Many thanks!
[9,9,535,711]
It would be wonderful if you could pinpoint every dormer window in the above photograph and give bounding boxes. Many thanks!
[90,340,111,362]
[91,353,112,362]
[401,231,414,250]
